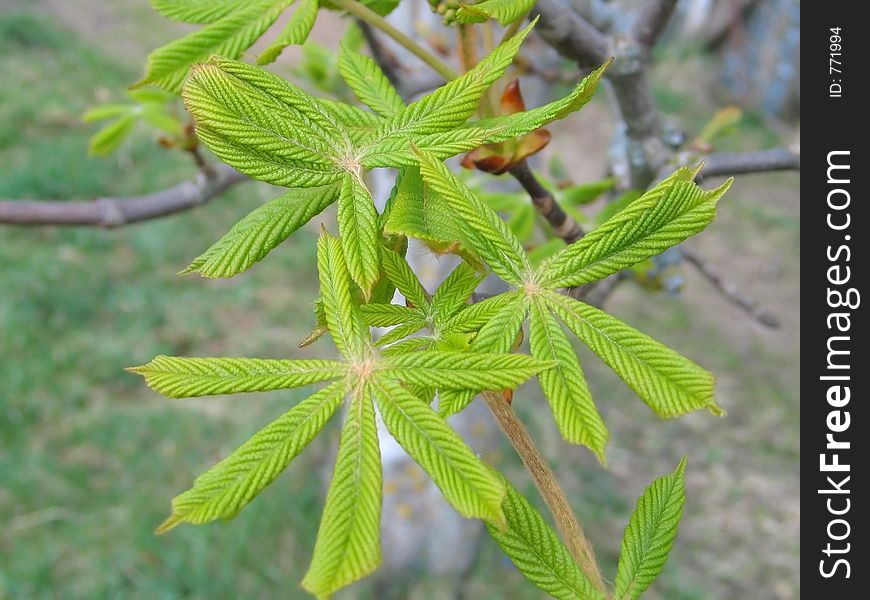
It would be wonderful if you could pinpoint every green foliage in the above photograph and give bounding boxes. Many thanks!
[486,473,606,600]
[303,385,382,598]
[258,0,319,65]
[124,6,728,596]
[82,89,180,155]
[338,43,404,117]
[136,0,294,92]
[155,380,347,532]
[372,378,507,527]
[457,0,538,26]
[183,183,341,277]
[529,299,608,462]
[178,31,608,292]
[389,158,729,460]
[540,166,733,288]
[614,458,688,600]
[133,230,551,596]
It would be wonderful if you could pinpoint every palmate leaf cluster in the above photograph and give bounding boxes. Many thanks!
[127,5,729,598]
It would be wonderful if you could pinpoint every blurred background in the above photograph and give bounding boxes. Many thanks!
[1,0,799,598]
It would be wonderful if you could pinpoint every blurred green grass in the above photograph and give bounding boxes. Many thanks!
[1,3,799,599]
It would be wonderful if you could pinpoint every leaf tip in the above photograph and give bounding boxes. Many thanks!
[707,402,726,417]
[675,456,688,478]
[125,364,147,376]
[154,513,182,535]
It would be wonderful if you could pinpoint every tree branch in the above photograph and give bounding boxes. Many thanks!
[531,0,610,67]
[700,146,800,178]
[631,0,679,52]
[681,247,779,328]
[481,391,607,594]
[0,164,246,227]
[508,160,586,244]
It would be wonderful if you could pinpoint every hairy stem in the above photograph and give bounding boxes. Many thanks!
[482,391,607,594]
[331,0,458,81]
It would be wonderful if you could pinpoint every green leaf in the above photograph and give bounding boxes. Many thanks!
[140,105,183,134]
[338,43,404,117]
[486,473,606,600]
[529,299,607,462]
[470,292,528,354]
[129,356,346,398]
[360,302,418,327]
[183,57,347,187]
[372,61,609,165]
[303,387,382,598]
[456,0,536,26]
[361,20,535,163]
[382,168,483,269]
[337,174,381,295]
[317,231,370,360]
[415,149,531,285]
[561,178,617,206]
[441,291,518,334]
[438,293,527,417]
[614,458,688,600]
[155,380,346,532]
[183,183,340,278]
[319,97,386,147]
[82,104,132,122]
[135,0,292,92]
[546,292,721,418]
[431,262,484,322]
[128,88,176,104]
[151,0,249,24]
[374,319,427,348]
[595,189,642,226]
[258,0,319,65]
[371,377,506,527]
[540,168,733,288]
[88,114,136,155]
[508,204,536,244]
[381,350,552,391]
[380,246,430,309]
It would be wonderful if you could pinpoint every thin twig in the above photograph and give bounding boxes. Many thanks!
[331,0,459,81]
[700,146,800,178]
[0,164,245,227]
[631,0,680,52]
[482,391,607,594]
[681,247,780,328]
[509,160,586,244]
[579,272,629,308]
[356,20,403,85]
[655,146,801,182]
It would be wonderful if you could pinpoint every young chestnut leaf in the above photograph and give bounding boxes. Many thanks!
[392,164,729,459]
[303,384,382,598]
[130,230,553,598]
[183,182,341,278]
[150,0,251,24]
[614,458,688,600]
[258,0,319,65]
[545,291,721,418]
[539,166,733,289]
[153,379,347,533]
[337,42,405,117]
[135,0,294,92]
[485,471,607,600]
[178,21,608,285]
[456,0,538,26]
